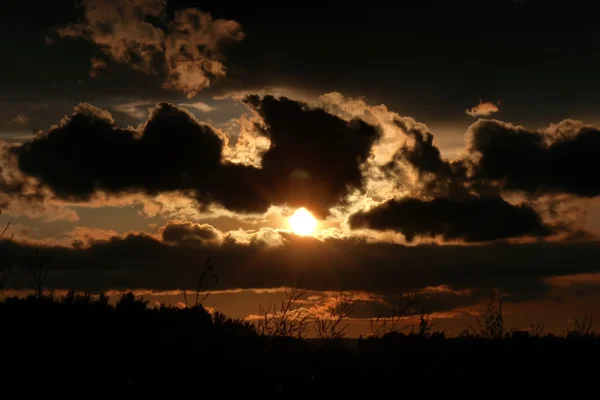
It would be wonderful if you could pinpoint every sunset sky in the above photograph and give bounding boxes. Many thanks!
[2,0,600,336]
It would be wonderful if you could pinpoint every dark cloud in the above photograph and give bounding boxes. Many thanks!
[3,233,600,314]
[243,95,380,217]
[349,195,551,243]
[386,118,467,197]
[386,117,600,203]
[161,220,221,246]
[369,116,600,243]
[467,119,600,198]
[340,290,478,320]
[394,118,448,176]
[14,102,222,199]
[13,96,379,217]
[368,120,550,243]
[0,144,29,199]
[0,142,59,219]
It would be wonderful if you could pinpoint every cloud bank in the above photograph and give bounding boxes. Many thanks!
[2,228,599,315]
[3,91,600,245]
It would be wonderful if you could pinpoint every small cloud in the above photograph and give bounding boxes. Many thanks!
[465,100,500,117]
[178,102,216,112]
[89,57,108,78]
[45,36,56,45]
[7,114,29,125]
[112,100,154,119]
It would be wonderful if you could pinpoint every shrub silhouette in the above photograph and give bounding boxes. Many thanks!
[115,291,149,314]
[462,291,505,339]
[567,310,594,338]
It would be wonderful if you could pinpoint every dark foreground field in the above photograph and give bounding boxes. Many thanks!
[1,293,599,398]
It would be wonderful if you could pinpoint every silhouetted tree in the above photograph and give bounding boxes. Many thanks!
[213,311,257,337]
[115,292,149,314]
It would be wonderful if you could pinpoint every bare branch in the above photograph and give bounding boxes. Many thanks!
[0,209,14,294]
[256,283,310,338]
[369,292,418,338]
[183,257,217,308]
[314,293,355,340]
[24,247,53,298]
[568,310,594,338]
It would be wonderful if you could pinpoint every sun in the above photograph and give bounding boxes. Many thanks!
[288,207,318,236]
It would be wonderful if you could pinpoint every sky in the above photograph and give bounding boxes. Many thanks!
[2,0,600,336]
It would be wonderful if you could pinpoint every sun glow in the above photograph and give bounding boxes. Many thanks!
[288,207,318,236]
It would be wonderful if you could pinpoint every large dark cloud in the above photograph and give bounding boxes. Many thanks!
[13,96,379,217]
[243,95,380,217]
[3,233,600,314]
[349,195,551,243]
[467,119,600,197]
[12,101,272,214]
[15,102,222,198]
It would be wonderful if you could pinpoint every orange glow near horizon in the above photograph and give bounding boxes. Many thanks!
[288,207,318,236]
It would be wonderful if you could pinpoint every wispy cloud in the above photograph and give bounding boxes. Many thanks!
[465,100,500,117]
[178,102,216,112]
